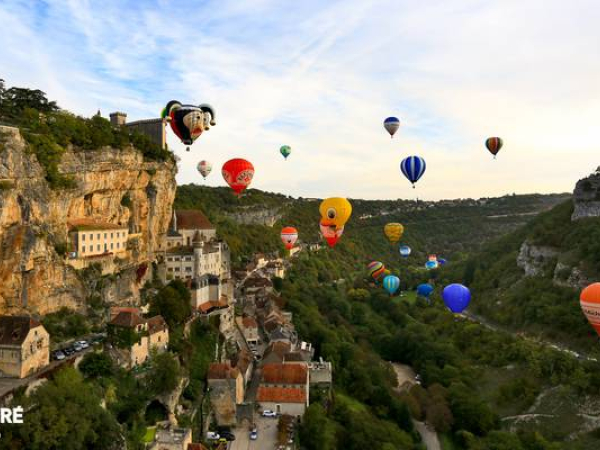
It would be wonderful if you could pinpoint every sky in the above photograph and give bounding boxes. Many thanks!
[1,0,599,200]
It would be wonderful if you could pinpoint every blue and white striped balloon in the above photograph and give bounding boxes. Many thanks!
[384,117,400,138]
[383,275,400,295]
[399,245,411,258]
[400,156,426,188]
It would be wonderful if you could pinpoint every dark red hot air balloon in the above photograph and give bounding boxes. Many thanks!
[222,158,254,195]
[485,137,503,158]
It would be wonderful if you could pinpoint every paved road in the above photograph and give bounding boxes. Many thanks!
[230,416,279,450]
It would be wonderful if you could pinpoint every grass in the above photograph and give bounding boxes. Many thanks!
[335,391,368,413]
[142,426,156,443]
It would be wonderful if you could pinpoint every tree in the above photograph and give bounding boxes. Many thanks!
[299,403,337,450]
[0,367,123,449]
[149,280,192,328]
[79,352,114,378]
[146,352,180,396]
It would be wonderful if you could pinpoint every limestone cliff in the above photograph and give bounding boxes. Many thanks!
[0,126,177,315]
[572,168,600,220]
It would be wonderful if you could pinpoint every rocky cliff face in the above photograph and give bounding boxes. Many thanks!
[516,241,559,277]
[572,168,600,220]
[0,126,177,315]
[223,206,284,226]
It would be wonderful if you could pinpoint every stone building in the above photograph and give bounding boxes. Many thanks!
[256,363,309,417]
[207,362,244,426]
[107,311,169,368]
[149,426,192,450]
[110,112,166,150]
[67,219,129,258]
[0,316,49,378]
[236,316,259,346]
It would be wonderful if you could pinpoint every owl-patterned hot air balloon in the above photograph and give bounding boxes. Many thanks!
[162,100,216,152]
[384,223,404,244]
[281,227,298,250]
[222,159,254,195]
[400,156,426,188]
[197,160,212,179]
[485,137,503,159]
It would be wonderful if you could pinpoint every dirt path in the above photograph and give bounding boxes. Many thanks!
[391,363,441,450]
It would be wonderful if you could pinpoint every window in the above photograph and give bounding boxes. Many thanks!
[82,234,85,242]
[89,233,93,240]
[97,244,100,251]
[117,242,120,249]
[97,233,100,240]
[168,268,173,272]
[82,245,85,253]
[111,243,114,250]
[111,232,113,238]
[104,243,107,252]
[116,232,119,238]
[104,233,107,239]
[174,267,180,272]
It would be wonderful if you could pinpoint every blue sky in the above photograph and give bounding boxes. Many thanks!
[1,0,599,200]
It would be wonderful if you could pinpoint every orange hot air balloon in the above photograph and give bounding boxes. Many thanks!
[281,227,298,250]
[580,283,600,337]
[222,158,254,195]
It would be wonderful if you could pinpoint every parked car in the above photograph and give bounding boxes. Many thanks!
[206,431,220,440]
[63,348,74,356]
[53,351,65,361]
[250,428,258,440]
[73,343,83,352]
[262,410,277,417]
[217,430,235,441]
[79,340,89,349]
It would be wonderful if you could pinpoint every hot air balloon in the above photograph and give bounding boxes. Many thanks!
[438,258,447,265]
[280,145,291,160]
[319,223,344,248]
[384,223,404,244]
[222,159,254,195]
[383,275,400,295]
[428,255,437,262]
[485,137,503,159]
[442,283,471,313]
[162,101,216,151]
[367,261,386,282]
[399,245,411,258]
[580,283,600,337]
[319,198,352,248]
[197,160,212,179]
[384,117,400,138]
[400,156,426,188]
[281,227,298,250]
[425,260,438,270]
[417,283,434,298]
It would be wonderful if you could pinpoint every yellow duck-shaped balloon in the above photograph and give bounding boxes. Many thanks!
[319,197,352,231]
[384,223,404,244]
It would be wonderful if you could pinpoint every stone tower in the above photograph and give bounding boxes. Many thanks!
[109,112,127,127]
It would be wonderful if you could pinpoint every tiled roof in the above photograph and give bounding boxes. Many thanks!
[109,311,144,328]
[257,386,306,404]
[233,348,253,375]
[242,316,258,328]
[207,362,240,380]
[262,363,308,385]
[68,218,127,231]
[173,210,214,231]
[146,315,168,334]
[198,296,228,314]
[283,351,311,363]
[0,316,43,346]
[109,307,140,321]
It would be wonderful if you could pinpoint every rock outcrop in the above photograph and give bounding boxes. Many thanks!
[572,168,600,220]
[223,206,284,226]
[516,241,559,277]
[0,126,176,315]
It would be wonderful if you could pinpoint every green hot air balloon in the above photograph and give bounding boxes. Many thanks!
[280,145,291,160]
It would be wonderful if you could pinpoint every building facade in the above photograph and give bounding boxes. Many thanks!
[110,112,166,150]
[256,363,309,417]
[0,316,49,378]
[68,220,129,258]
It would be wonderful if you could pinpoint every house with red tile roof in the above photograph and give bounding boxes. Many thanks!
[0,315,49,378]
[207,361,244,426]
[257,362,309,417]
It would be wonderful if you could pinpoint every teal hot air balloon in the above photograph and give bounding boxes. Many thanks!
[280,145,291,160]
[383,275,400,295]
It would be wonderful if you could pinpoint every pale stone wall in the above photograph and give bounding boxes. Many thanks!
[0,326,49,378]
[259,401,306,417]
[74,227,128,257]
[149,328,169,352]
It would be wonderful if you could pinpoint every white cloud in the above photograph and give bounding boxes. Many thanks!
[1,0,599,199]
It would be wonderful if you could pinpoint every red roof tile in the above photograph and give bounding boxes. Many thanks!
[207,362,240,380]
[146,315,167,334]
[242,317,258,328]
[110,311,144,328]
[257,386,306,403]
[261,363,308,385]
[173,210,214,230]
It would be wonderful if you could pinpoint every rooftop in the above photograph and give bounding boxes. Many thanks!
[171,210,214,231]
[68,218,127,231]
[110,311,144,328]
[242,316,258,329]
[0,316,43,346]
[261,363,308,385]
[207,362,240,380]
[256,386,306,404]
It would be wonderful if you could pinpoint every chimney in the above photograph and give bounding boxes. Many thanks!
[109,112,127,127]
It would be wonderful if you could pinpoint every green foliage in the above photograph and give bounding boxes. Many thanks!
[0,367,123,449]
[41,307,90,343]
[79,352,114,379]
[23,130,76,189]
[148,279,192,329]
[145,352,180,396]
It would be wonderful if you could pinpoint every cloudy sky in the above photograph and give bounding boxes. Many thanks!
[1,0,599,200]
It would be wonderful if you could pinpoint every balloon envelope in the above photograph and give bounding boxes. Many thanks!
[163,100,216,147]
[280,145,291,159]
[319,198,352,230]
[384,117,400,137]
[400,156,426,186]
[425,260,438,270]
[367,261,386,281]
[320,222,344,248]
[438,258,447,265]
[580,283,600,336]
[197,160,212,179]
[383,275,400,295]
[485,137,503,157]
[417,283,434,298]
[222,159,254,195]
[384,223,404,244]
[281,226,298,250]
[442,283,471,313]
[399,245,411,258]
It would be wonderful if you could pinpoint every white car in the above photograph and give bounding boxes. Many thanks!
[78,340,90,349]
[206,431,220,440]
[262,410,277,417]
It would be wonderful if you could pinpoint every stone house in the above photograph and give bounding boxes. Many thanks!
[232,348,254,386]
[149,426,192,450]
[236,316,259,346]
[256,363,309,417]
[207,362,244,426]
[0,316,49,378]
[107,311,169,368]
[261,341,292,365]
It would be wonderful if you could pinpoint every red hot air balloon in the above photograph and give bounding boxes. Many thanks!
[222,159,254,195]
[281,227,299,250]
[319,222,344,248]
[580,283,600,337]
